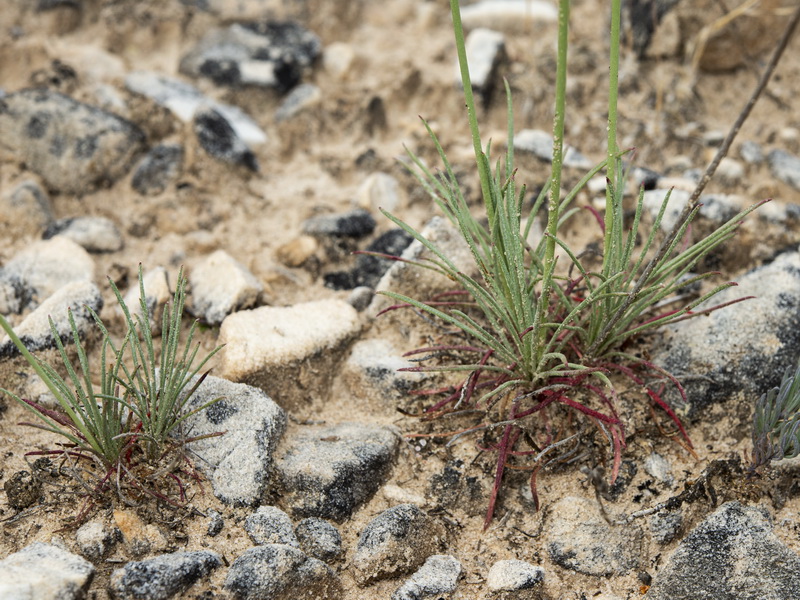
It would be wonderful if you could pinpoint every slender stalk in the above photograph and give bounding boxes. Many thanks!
[536,0,570,365]
[450,0,494,226]
[604,0,622,257]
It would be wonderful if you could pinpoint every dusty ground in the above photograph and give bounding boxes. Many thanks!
[2,0,800,598]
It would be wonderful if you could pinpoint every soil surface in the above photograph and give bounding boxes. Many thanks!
[2,0,800,598]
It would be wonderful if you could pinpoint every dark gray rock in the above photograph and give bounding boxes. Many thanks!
[180,21,321,93]
[194,107,258,171]
[428,458,485,516]
[43,216,124,253]
[276,422,400,522]
[189,250,263,325]
[132,144,184,195]
[0,280,102,358]
[487,559,544,598]
[294,518,342,562]
[622,0,680,57]
[0,88,145,193]
[353,504,448,585]
[323,228,414,290]
[109,550,221,600]
[302,208,376,238]
[244,506,299,547]
[0,236,94,314]
[392,555,462,600]
[75,520,119,561]
[768,149,800,190]
[0,542,94,599]
[224,544,341,600]
[125,71,267,145]
[649,510,683,545]
[0,179,54,233]
[545,496,643,576]
[652,250,800,416]
[3,470,42,509]
[181,374,287,506]
[207,509,224,537]
[647,502,800,599]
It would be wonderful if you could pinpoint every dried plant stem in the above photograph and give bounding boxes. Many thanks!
[587,5,800,357]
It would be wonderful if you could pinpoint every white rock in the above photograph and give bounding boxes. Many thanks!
[0,542,94,600]
[0,236,94,313]
[190,250,263,325]
[459,28,505,90]
[323,42,356,78]
[357,172,403,214]
[461,0,558,30]
[44,216,124,253]
[218,299,361,408]
[487,559,544,592]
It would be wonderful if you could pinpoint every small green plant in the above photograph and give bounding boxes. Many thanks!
[0,266,222,518]
[381,0,770,527]
[751,362,800,473]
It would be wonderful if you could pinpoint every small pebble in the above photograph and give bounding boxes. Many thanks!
[42,216,124,253]
[295,518,343,562]
[244,506,299,547]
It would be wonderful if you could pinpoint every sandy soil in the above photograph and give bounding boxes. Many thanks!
[2,0,800,598]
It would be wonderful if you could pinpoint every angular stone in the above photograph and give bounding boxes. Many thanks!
[545,496,643,576]
[647,502,800,599]
[0,236,95,314]
[369,217,477,317]
[217,299,361,409]
[352,504,447,585]
[182,374,287,506]
[0,279,103,358]
[276,423,400,522]
[652,250,800,416]
[109,551,221,600]
[0,89,145,193]
[43,216,124,253]
[244,506,299,547]
[224,544,341,600]
[190,250,263,325]
[392,555,462,600]
[0,542,94,600]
